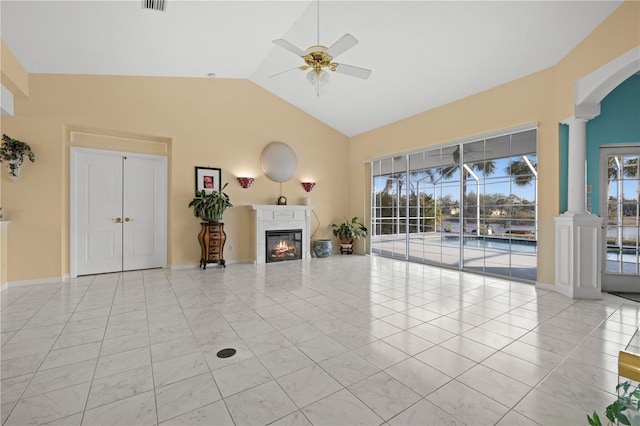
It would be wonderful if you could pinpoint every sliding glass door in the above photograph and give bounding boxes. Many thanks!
[371,129,537,282]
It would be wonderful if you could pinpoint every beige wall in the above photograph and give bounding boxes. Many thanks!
[349,1,639,286]
[1,75,349,281]
[1,1,638,284]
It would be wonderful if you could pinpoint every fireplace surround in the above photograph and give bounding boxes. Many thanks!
[247,205,313,264]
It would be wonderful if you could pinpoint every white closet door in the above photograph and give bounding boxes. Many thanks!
[72,148,167,276]
[122,155,167,271]
[73,149,124,275]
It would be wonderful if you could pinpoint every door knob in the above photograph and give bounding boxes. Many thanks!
[124,217,133,222]
[113,217,122,223]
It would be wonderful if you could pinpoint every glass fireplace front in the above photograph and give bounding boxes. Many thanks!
[265,229,302,263]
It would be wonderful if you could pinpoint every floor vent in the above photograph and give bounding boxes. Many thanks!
[142,0,166,12]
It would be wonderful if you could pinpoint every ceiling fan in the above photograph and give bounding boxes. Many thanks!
[270,0,371,95]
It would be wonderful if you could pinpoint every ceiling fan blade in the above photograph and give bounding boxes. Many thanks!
[327,33,358,58]
[268,67,301,79]
[333,63,371,80]
[273,39,306,57]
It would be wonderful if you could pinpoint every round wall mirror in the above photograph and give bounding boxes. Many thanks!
[261,142,297,182]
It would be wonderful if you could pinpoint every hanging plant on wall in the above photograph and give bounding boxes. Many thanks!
[0,134,35,182]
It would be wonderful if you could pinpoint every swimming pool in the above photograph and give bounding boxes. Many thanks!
[442,236,537,253]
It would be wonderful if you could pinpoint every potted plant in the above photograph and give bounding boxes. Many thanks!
[188,183,232,269]
[0,134,35,182]
[332,216,367,254]
[588,380,639,426]
[188,183,232,223]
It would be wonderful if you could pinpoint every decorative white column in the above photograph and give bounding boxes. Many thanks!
[565,118,588,213]
[554,117,603,299]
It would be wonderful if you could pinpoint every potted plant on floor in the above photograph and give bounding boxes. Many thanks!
[332,216,368,254]
[0,134,35,182]
[188,182,232,268]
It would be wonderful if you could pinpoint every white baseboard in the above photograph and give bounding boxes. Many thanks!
[1,276,68,291]
[535,282,556,291]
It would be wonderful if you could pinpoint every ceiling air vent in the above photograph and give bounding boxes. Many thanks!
[143,0,166,12]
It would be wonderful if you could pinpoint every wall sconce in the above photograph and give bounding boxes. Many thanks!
[301,182,315,192]
[237,177,254,189]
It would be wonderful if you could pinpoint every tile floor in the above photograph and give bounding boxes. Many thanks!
[1,255,639,425]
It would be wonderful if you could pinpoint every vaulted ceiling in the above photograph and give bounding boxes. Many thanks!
[0,1,622,136]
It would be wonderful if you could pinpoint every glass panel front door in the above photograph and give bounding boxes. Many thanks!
[601,147,640,292]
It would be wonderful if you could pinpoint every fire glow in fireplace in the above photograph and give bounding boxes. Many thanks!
[266,229,302,263]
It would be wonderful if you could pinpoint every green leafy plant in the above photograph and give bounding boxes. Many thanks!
[444,223,453,233]
[332,217,368,242]
[588,381,640,426]
[188,183,232,223]
[0,134,35,178]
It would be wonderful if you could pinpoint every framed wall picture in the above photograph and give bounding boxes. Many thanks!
[195,167,221,195]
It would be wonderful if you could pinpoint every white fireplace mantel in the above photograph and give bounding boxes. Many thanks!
[247,205,313,264]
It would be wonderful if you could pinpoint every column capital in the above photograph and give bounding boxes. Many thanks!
[560,116,590,126]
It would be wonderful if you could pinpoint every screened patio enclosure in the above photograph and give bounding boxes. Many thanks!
[371,129,538,281]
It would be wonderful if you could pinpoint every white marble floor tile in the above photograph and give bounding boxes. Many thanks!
[327,326,377,350]
[277,364,343,408]
[155,373,222,422]
[279,322,325,345]
[225,380,297,425]
[462,327,514,350]
[160,400,233,426]
[212,357,272,397]
[94,345,151,379]
[440,336,496,362]
[380,313,424,330]
[427,380,509,425]
[496,410,542,425]
[318,351,380,386]
[242,330,293,356]
[296,335,349,363]
[302,388,384,426]
[86,365,154,409]
[414,345,476,378]
[81,389,157,426]
[514,388,592,425]
[353,340,410,370]
[501,340,564,370]
[99,331,150,357]
[42,412,83,425]
[457,364,532,408]
[1,373,33,404]
[40,341,101,371]
[348,371,421,421]
[23,358,96,398]
[428,316,475,334]
[382,331,435,356]
[150,335,200,363]
[534,373,614,413]
[385,357,452,396]
[270,410,312,426]
[5,381,91,426]
[1,352,46,380]
[257,345,314,378]
[387,399,463,426]
[153,350,208,387]
[481,351,550,387]
[407,323,455,344]
[360,319,403,339]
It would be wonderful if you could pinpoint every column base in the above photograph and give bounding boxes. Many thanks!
[554,212,603,299]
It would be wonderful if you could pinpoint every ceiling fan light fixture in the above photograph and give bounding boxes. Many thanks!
[306,69,329,86]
